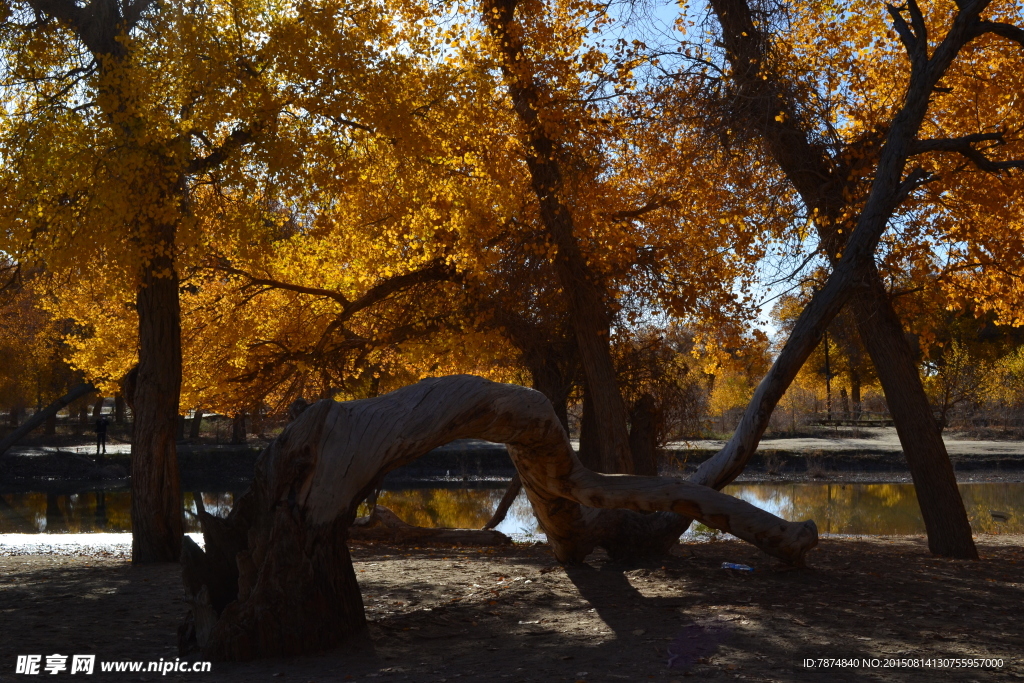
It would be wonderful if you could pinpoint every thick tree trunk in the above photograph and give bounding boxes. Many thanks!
[0,383,95,456]
[189,409,204,440]
[115,394,125,424]
[131,257,184,564]
[8,405,20,428]
[180,376,817,660]
[92,396,105,418]
[230,412,246,445]
[852,282,977,558]
[628,393,659,476]
[850,368,862,419]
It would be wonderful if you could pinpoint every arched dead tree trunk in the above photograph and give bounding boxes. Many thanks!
[180,376,817,660]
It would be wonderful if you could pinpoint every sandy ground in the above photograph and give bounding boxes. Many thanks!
[0,535,1021,683]
[684,426,1024,456]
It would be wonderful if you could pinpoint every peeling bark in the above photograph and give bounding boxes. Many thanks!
[180,376,817,660]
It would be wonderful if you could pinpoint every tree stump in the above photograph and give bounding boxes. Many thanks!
[180,376,817,659]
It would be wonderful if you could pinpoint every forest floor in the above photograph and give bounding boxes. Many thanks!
[1,535,1021,683]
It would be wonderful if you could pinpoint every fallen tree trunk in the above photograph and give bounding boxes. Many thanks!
[351,505,511,545]
[180,375,817,660]
[0,383,96,457]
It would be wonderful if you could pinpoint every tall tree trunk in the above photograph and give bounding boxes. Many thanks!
[850,368,862,419]
[44,412,57,436]
[230,412,247,445]
[115,393,125,424]
[92,396,105,418]
[852,282,976,557]
[482,0,633,474]
[179,377,816,660]
[8,405,20,428]
[189,409,204,440]
[131,252,184,564]
[250,403,265,438]
[707,0,979,559]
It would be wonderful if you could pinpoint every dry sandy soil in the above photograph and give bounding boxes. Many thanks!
[0,535,1021,683]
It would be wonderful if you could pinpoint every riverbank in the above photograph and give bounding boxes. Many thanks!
[3,427,1024,495]
[0,535,1020,682]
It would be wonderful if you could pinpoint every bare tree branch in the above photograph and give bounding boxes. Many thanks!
[913,132,1024,173]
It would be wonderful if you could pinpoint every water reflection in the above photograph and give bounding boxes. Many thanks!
[1,484,1021,536]
[0,492,236,533]
[725,482,1024,535]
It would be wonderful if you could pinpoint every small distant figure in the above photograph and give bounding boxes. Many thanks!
[95,416,109,454]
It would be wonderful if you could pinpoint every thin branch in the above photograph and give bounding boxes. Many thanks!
[215,263,353,306]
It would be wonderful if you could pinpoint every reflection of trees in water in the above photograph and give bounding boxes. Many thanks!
[727,483,1024,535]
[94,491,107,530]
[376,489,505,529]
[0,484,1020,535]
[0,491,135,533]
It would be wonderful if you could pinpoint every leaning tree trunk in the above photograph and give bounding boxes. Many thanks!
[708,0,979,559]
[0,383,95,456]
[131,250,184,564]
[853,279,977,558]
[180,376,817,660]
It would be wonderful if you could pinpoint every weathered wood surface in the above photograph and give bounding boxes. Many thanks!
[180,376,817,659]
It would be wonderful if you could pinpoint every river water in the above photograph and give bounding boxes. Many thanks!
[1,482,1021,537]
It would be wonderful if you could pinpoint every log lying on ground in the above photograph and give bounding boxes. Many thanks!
[349,505,512,545]
[180,375,817,660]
